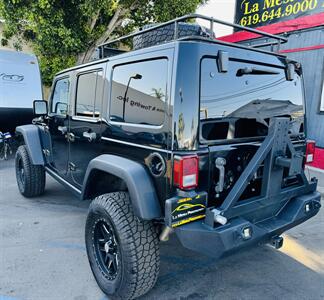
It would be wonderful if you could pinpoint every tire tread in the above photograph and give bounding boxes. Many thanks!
[87,192,159,300]
[15,145,45,197]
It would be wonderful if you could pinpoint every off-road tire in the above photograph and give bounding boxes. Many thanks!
[133,22,214,50]
[85,192,160,300]
[15,145,45,197]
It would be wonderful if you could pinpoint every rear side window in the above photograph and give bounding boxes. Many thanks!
[76,70,103,117]
[110,59,168,125]
[51,77,70,115]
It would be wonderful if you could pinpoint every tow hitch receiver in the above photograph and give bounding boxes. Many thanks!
[270,236,284,249]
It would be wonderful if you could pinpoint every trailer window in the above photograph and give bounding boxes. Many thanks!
[110,59,167,126]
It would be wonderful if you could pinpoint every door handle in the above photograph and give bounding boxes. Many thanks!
[83,131,97,142]
[67,132,75,142]
[58,126,67,134]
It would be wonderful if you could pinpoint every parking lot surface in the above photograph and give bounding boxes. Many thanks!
[1,158,324,300]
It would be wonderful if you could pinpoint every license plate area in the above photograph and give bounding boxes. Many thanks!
[165,192,207,228]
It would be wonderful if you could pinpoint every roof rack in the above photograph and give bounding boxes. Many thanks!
[97,13,288,57]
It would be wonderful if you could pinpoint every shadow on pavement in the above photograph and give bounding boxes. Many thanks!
[1,157,323,300]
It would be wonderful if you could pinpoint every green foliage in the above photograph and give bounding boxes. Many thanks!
[153,0,206,22]
[0,0,206,85]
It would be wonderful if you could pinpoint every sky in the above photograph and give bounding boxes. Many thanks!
[196,0,236,37]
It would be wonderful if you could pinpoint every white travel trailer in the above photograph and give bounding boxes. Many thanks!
[0,49,42,133]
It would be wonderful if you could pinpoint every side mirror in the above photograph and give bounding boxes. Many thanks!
[33,100,48,116]
[55,102,68,117]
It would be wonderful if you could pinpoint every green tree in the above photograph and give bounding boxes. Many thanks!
[0,0,206,85]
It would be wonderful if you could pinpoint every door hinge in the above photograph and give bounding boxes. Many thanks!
[68,162,76,171]
[43,149,51,156]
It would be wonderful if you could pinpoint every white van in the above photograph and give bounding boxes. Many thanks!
[0,49,42,133]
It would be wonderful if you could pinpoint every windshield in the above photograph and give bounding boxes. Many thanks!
[200,58,304,142]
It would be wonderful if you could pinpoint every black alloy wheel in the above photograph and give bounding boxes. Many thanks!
[16,155,25,187]
[93,219,120,280]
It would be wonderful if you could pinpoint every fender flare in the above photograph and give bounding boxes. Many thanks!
[82,154,162,220]
[16,125,45,165]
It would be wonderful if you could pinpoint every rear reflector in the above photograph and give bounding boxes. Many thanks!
[173,155,199,190]
[306,140,316,163]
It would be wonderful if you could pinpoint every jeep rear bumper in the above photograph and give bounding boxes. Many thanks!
[175,191,321,258]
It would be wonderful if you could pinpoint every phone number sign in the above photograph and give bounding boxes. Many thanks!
[235,0,323,29]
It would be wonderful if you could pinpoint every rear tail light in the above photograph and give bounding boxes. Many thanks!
[173,155,199,190]
[305,140,316,163]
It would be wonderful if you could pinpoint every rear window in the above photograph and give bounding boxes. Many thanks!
[200,58,304,141]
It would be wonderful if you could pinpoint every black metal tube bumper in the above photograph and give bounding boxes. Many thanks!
[175,191,321,258]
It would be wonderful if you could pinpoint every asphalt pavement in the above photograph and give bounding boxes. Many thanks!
[0,158,324,300]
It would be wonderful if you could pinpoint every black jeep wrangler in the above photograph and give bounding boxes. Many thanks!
[15,14,321,300]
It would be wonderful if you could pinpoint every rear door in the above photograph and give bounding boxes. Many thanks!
[68,64,105,187]
[199,56,306,218]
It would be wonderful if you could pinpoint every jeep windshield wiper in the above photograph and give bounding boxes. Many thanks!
[236,67,280,77]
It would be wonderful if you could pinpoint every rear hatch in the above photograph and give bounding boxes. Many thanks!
[199,56,307,221]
